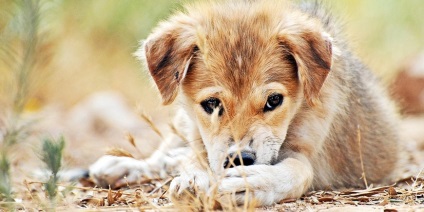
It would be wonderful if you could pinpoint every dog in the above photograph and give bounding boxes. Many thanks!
[89,0,401,206]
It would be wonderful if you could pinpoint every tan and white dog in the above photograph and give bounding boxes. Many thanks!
[89,0,401,206]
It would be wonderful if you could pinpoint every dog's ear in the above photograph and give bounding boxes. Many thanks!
[135,17,196,105]
[279,30,332,106]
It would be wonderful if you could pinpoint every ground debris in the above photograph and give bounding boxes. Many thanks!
[76,178,172,209]
[298,178,424,208]
[70,174,424,210]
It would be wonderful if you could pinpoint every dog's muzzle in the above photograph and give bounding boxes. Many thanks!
[223,152,256,168]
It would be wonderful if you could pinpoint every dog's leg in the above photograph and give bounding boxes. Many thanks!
[168,130,212,202]
[218,152,313,206]
[89,134,190,188]
[89,109,193,189]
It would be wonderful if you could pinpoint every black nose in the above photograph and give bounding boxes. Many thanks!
[223,152,256,168]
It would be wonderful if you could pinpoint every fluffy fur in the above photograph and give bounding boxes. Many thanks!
[90,0,401,206]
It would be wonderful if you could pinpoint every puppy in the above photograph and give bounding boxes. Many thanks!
[89,0,401,206]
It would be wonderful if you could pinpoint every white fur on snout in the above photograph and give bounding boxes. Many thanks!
[250,125,287,165]
[210,104,223,134]
[227,144,254,156]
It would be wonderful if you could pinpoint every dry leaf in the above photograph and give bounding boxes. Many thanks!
[279,198,297,203]
[79,177,96,187]
[318,196,335,202]
[357,196,370,202]
[80,197,105,206]
[341,200,357,205]
[388,186,397,196]
[107,188,114,205]
[379,196,389,206]
[114,190,123,200]
[340,185,391,196]
[311,196,320,204]
[135,189,146,206]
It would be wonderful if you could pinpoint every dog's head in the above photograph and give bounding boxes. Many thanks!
[137,1,332,173]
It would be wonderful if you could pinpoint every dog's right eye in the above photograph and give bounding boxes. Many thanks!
[264,94,283,112]
[201,98,223,115]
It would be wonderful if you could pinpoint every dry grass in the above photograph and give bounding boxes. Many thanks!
[7,172,422,211]
[357,125,369,189]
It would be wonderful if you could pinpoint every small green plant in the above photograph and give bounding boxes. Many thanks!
[0,154,13,202]
[39,136,65,204]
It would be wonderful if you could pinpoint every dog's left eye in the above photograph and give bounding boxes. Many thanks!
[201,98,223,115]
[264,94,283,112]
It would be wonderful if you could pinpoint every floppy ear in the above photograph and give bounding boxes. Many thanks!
[135,17,196,105]
[279,31,332,106]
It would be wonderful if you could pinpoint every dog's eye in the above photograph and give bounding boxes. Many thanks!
[264,94,283,112]
[201,98,223,115]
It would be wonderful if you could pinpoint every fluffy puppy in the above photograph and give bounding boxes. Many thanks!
[90,0,401,206]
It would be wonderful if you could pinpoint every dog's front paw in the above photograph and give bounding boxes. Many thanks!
[89,155,154,189]
[219,162,312,206]
[169,169,210,201]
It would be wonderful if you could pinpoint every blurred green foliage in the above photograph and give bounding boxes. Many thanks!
[0,0,41,207]
[0,154,12,202]
[47,0,424,77]
[54,0,181,46]
[328,0,424,78]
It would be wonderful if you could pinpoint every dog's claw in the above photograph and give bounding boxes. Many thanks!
[169,169,210,200]
[175,184,181,194]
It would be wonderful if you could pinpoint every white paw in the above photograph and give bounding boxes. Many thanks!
[218,165,277,205]
[89,155,153,189]
[218,164,311,206]
[169,169,210,199]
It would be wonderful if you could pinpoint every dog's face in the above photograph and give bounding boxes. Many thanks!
[137,1,332,174]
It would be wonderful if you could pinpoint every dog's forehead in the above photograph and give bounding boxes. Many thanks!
[181,1,300,101]
[193,21,284,95]
[195,7,278,63]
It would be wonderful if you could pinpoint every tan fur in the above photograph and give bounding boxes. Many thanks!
[94,0,401,206]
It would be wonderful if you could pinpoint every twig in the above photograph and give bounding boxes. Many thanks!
[357,125,368,189]
[169,123,188,142]
[147,177,173,197]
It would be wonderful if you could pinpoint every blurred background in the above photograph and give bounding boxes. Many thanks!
[0,0,423,188]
